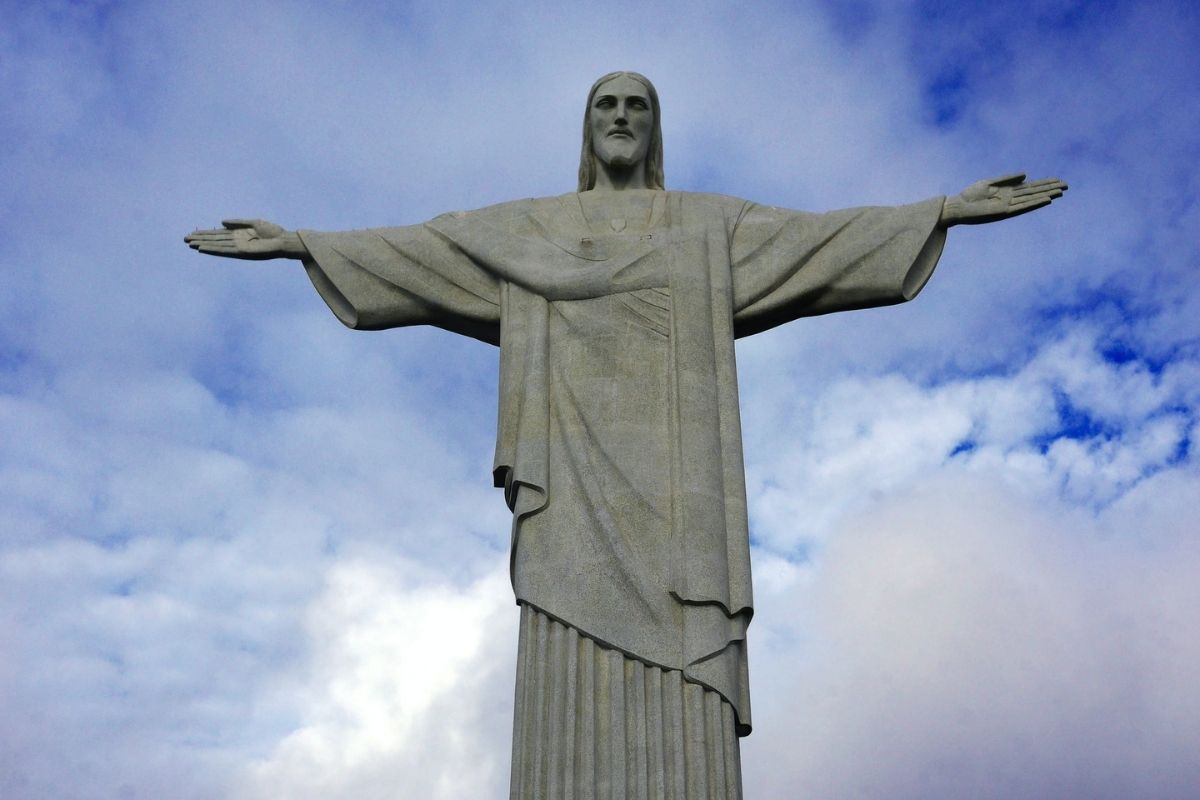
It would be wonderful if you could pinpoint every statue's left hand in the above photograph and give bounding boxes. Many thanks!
[940,173,1067,227]
[184,219,308,260]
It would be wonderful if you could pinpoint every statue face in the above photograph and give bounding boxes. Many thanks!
[588,75,654,171]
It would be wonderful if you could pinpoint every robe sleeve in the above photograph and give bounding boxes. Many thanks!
[729,197,947,338]
[297,218,502,345]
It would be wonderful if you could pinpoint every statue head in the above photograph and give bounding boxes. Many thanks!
[578,71,665,192]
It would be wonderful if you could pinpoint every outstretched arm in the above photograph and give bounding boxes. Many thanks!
[184,219,309,260]
[940,172,1067,228]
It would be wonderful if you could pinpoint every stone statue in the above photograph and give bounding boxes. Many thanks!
[186,71,1066,799]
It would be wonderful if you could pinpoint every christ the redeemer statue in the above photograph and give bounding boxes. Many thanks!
[187,71,1065,799]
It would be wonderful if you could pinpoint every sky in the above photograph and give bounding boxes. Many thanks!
[1,0,1197,798]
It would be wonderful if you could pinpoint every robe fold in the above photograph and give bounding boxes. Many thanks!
[297,191,946,736]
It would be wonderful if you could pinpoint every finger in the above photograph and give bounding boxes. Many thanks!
[189,237,237,248]
[1008,197,1052,216]
[187,229,236,237]
[1011,178,1061,193]
[1021,176,1065,188]
[986,172,1027,187]
[1012,179,1066,197]
[186,232,237,244]
[222,218,259,229]
[1008,185,1065,203]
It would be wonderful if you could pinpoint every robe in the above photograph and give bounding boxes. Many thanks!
[297,190,947,737]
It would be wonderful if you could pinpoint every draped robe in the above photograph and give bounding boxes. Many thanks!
[297,190,947,736]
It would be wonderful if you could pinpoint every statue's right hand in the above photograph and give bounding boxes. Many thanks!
[184,219,304,260]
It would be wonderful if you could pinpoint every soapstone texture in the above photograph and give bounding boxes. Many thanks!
[295,188,948,738]
[185,70,1066,799]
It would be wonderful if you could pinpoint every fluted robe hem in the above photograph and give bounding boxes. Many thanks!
[512,603,743,800]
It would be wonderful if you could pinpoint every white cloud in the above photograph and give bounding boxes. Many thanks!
[745,467,1200,800]
[232,555,516,800]
[746,324,1195,554]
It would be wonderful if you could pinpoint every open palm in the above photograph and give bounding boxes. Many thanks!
[942,173,1067,226]
[184,219,293,260]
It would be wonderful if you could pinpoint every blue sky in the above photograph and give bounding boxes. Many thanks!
[1,1,1197,798]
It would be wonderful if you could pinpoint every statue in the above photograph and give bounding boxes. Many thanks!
[187,71,1066,799]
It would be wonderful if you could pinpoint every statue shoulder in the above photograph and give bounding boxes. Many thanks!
[668,190,754,226]
[431,196,543,225]
[670,190,748,207]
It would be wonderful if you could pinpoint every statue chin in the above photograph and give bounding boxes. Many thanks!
[596,155,639,172]
[595,141,647,171]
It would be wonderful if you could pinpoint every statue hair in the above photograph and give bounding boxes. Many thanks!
[577,71,665,192]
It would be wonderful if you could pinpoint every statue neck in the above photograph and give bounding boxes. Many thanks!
[591,160,650,192]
